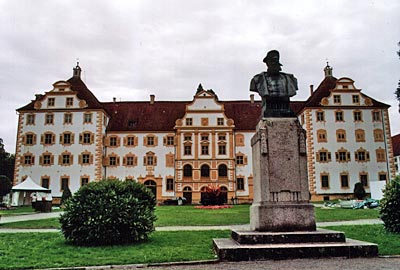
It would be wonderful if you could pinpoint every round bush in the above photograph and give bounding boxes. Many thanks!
[60,179,157,246]
[380,177,400,233]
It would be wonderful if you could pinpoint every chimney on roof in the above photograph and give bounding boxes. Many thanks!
[150,94,155,105]
[309,85,314,95]
[73,62,82,78]
[324,62,333,77]
[250,94,254,104]
[113,97,116,103]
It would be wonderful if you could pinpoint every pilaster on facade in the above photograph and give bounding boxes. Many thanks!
[13,113,24,185]
[304,109,316,195]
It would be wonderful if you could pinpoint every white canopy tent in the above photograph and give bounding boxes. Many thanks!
[11,176,51,206]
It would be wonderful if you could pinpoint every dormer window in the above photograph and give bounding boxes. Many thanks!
[217,118,224,126]
[186,118,193,126]
[333,95,341,104]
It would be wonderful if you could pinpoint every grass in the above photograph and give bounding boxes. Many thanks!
[0,225,399,269]
[0,230,229,270]
[155,205,250,226]
[314,207,380,222]
[0,205,381,229]
[325,224,400,255]
[0,206,35,216]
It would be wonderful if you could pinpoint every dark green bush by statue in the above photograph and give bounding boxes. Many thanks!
[380,177,400,233]
[60,179,157,246]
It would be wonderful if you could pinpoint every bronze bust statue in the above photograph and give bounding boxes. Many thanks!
[250,50,298,117]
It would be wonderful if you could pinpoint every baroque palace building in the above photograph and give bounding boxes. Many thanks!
[14,64,395,204]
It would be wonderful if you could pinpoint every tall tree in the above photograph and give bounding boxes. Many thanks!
[396,42,400,112]
[0,138,15,183]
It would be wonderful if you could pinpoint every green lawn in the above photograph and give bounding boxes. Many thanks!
[314,207,380,222]
[0,205,381,229]
[325,224,400,255]
[0,230,229,270]
[155,205,250,226]
[0,225,399,269]
[0,206,35,216]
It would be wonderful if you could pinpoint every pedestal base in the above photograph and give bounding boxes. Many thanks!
[250,202,316,232]
[213,229,378,261]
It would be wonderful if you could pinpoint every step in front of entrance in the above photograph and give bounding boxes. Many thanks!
[213,237,378,261]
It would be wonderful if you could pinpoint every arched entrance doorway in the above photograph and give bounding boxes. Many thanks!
[183,186,192,204]
[144,180,157,198]
[220,186,228,204]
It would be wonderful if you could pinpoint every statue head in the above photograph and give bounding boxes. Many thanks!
[263,50,282,75]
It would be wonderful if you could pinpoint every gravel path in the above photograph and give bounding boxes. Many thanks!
[39,257,400,270]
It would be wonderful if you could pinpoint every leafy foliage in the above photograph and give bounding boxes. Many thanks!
[60,179,157,246]
[353,182,366,200]
[380,177,400,233]
[0,138,15,187]
[200,184,225,206]
[60,186,72,206]
[0,175,12,199]
[396,42,400,112]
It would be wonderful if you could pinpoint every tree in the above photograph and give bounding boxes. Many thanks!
[380,177,400,233]
[353,182,366,200]
[60,186,72,206]
[396,42,400,112]
[0,175,12,202]
[0,138,15,186]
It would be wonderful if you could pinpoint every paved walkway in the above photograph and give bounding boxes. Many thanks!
[0,211,61,224]
[0,210,384,233]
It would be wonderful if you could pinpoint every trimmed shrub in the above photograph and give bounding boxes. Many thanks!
[353,182,366,200]
[60,179,157,246]
[60,186,72,206]
[380,177,400,233]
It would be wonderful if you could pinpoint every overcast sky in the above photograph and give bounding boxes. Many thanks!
[0,0,399,153]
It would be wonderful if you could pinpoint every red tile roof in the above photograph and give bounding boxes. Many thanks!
[392,134,400,157]
[17,73,390,132]
[17,76,102,111]
[301,76,390,110]
[67,76,103,109]
[103,101,187,132]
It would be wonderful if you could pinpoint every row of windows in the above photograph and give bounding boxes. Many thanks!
[38,176,246,193]
[46,97,75,108]
[22,149,247,167]
[316,147,387,163]
[332,94,361,105]
[185,117,225,126]
[23,131,243,149]
[317,129,384,143]
[320,172,388,189]
[315,110,381,122]
[26,112,93,125]
[183,144,227,156]
[22,131,95,146]
[22,151,94,166]
[183,164,229,178]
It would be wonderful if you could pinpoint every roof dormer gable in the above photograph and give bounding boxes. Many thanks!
[332,77,360,91]
[51,81,73,93]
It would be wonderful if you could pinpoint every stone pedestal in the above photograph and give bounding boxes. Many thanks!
[250,118,315,231]
[213,118,378,260]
